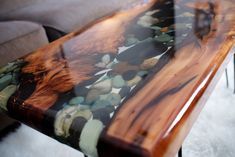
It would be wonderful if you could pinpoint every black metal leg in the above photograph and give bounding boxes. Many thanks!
[225,68,229,88]
[84,154,88,157]
[178,146,182,157]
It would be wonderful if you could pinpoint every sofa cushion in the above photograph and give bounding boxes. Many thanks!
[0,21,48,66]
[0,0,45,15]
[0,0,139,33]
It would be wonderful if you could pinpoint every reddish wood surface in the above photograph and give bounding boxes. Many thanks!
[0,0,234,156]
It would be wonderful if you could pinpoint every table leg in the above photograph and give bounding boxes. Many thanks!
[178,146,182,157]
[225,68,229,88]
[234,53,235,93]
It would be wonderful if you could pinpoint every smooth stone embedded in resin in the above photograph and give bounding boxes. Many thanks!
[106,62,114,69]
[0,85,17,111]
[0,63,14,74]
[74,86,89,97]
[119,86,131,98]
[127,76,142,87]
[63,109,92,138]
[112,62,139,74]
[140,58,158,70]
[160,27,169,33]
[137,71,148,77]
[12,72,20,85]
[95,62,106,68]
[85,89,100,105]
[91,79,112,94]
[79,120,104,157]
[69,97,84,105]
[137,14,159,28]
[92,106,115,125]
[102,54,110,65]
[122,70,137,81]
[91,100,111,111]
[54,106,92,137]
[155,33,173,42]
[54,106,79,136]
[112,75,125,88]
[68,117,87,148]
[155,29,162,36]
[0,74,12,91]
[106,93,121,106]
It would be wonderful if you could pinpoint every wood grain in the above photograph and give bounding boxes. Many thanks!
[1,0,234,156]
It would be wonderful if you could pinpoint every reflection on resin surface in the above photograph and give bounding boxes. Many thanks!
[0,0,227,156]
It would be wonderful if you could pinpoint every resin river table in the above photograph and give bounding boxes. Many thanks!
[0,0,235,156]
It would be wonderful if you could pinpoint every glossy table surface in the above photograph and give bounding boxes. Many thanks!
[0,0,235,156]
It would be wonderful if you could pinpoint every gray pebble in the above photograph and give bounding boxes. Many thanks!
[102,54,110,65]
[91,100,111,111]
[0,74,12,91]
[112,75,125,88]
[91,79,112,94]
[69,97,84,105]
[0,85,17,111]
[106,93,121,106]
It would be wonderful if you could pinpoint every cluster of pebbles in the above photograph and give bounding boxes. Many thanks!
[54,2,195,156]
[0,60,25,111]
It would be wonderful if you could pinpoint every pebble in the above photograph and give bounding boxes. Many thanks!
[106,62,114,69]
[112,75,125,88]
[0,85,17,111]
[91,100,111,110]
[54,106,79,136]
[137,15,159,28]
[68,117,87,148]
[119,86,131,98]
[69,97,84,105]
[140,58,158,70]
[12,72,20,85]
[95,62,106,68]
[85,89,101,105]
[160,27,169,32]
[0,63,14,74]
[155,34,173,42]
[91,79,112,94]
[127,76,142,87]
[155,29,162,36]
[54,106,92,137]
[106,93,121,106]
[0,74,12,91]
[102,54,110,65]
[74,86,89,97]
[93,107,114,125]
[122,70,137,81]
[79,120,104,157]
[63,109,92,137]
[137,71,148,77]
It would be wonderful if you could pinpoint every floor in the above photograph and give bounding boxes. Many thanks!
[0,60,234,157]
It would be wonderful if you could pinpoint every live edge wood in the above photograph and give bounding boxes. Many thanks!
[0,0,235,157]
[98,1,235,157]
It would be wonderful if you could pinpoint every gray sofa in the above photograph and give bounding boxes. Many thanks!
[0,0,138,33]
[0,21,48,66]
